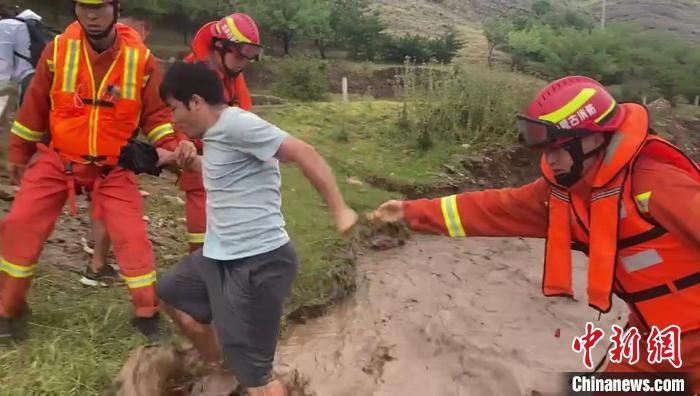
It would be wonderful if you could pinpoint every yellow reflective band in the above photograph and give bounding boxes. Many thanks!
[62,39,81,93]
[440,195,466,237]
[188,233,205,244]
[0,258,35,278]
[225,16,253,44]
[122,271,157,289]
[122,47,139,100]
[146,123,174,143]
[47,59,54,73]
[634,191,652,213]
[11,121,44,142]
[539,88,597,124]
[595,100,617,124]
[142,74,151,88]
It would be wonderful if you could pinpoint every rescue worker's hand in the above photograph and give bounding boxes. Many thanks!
[369,200,405,223]
[175,140,198,170]
[334,205,359,236]
[7,162,26,186]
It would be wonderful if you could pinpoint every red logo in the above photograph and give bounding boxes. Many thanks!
[572,322,606,369]
[608,325,641,365]
[647,325,682,368]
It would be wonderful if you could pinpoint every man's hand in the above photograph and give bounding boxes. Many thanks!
[175,140,198,170]
[369,200,405,223]
[334,206,359,236]
[7,162,26,186]
[156,148,176,168]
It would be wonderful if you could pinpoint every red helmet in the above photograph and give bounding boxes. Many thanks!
[517,76,625,149]
[191,13,261,61]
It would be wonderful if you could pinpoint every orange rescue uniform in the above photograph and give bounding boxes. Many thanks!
[0,21,179,319]
[179,52,253,252]
[402,103,700,390]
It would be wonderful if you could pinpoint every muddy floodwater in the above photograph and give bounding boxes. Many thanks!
[277,235,627,396]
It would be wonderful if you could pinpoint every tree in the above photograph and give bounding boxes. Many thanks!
[428,27,465,64]
[238,0,331,56]
[329,0,386,61]
[531,0,552,16]
[482,17,513,68]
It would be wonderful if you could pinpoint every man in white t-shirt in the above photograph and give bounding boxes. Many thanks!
[0,6,42,107]
[156,61,358,396]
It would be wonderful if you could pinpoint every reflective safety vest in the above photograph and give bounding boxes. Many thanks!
[49,21,149,166]
[540,102,700,333]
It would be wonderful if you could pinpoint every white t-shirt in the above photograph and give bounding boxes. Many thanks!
[201,106,290,261]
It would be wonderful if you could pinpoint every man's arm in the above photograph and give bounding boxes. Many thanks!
[230,112,357,233]
[275,136,349,217]
[632,155,700,249]
[395,178,551,238]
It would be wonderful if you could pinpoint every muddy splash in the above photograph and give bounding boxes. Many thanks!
[276,235,628,396]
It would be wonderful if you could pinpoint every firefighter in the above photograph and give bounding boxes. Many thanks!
[370,75,700,390]
[0,0,193,342]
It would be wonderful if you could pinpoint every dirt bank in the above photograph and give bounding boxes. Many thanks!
[277,235,628,396]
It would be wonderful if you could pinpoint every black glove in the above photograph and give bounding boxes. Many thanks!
[118,137,162,176]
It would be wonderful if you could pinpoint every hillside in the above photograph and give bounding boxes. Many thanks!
[374,0,700,45]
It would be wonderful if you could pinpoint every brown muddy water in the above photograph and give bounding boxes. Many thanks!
[276,235,627,396]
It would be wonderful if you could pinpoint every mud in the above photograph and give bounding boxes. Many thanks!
[276,235,628,396]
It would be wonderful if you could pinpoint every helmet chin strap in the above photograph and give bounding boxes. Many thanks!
[217,48,241,78]
[554,138,608,187]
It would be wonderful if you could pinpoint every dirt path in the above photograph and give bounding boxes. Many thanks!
[277,235,628,396]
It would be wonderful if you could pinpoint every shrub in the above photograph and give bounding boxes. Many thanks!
[396,61,542,150]
[273,58,329,101]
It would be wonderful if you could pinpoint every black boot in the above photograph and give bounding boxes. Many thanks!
[132,314,162,344]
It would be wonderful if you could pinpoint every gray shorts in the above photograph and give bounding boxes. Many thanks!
[156,242,298,388]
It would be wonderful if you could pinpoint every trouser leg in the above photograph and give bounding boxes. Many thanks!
[0,150,68,318]
[96,168,158,317]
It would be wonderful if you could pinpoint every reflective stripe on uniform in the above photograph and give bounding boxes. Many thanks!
[621,249,663,273]
[61,39,81,92]
[440,195,466,237]
[634,191,652,213]
[122,47,139,100]
[47,59,54,73]
[146,123,174,143]
[11,121,44,142]
[0,258,35,278]
[539,88,597,124]
[142,74,151,88]
[619,202,627,219]
[122,271,157,289]
[188,233,205,244]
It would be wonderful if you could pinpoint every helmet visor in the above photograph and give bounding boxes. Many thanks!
[231,42,262,61]
[516,115,590,149]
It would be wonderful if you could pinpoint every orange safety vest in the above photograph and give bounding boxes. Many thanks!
[540,102,700,333]
[49,21,149,166]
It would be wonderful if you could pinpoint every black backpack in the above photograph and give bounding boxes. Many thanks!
[12,17,60,68]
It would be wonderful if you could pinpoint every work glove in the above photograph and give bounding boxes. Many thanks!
[118,137,162,176]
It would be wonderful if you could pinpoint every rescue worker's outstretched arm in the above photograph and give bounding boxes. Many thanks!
[373,178,551,238]
[633,155,700,249]
[136,52,179,151]
[7,41,53,184]
[275,135,358,235]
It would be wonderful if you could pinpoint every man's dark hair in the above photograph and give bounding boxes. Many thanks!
[159,61,225,108]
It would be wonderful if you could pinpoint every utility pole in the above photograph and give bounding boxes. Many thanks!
[601,0,607,29]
